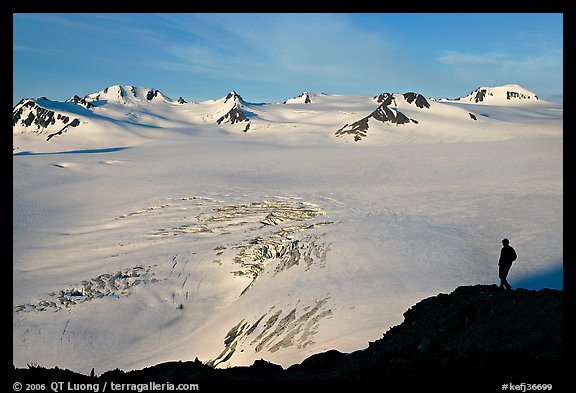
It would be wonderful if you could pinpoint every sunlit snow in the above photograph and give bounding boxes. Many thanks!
[13,84,562,374]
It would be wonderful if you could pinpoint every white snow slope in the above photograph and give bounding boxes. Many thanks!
[13,84,563,375]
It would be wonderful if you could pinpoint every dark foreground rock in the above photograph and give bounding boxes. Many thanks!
[12,285,566,391]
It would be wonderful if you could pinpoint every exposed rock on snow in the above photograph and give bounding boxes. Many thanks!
[284,92,311,104]
[206,296,332,367]
[46,119,81,141]
[336,92,421,141]
[66,95,95,109]
[12,98,83,139]
[374,92,430,109]
[447,84,540,104]
[402,92,431,109]
[224,91,244,104]
[12,83,556,147]
[211,91,252,129]
[14,285,563,388]
[216,104,248,125]
[84,85,172,105]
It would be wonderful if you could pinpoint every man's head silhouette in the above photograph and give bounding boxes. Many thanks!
[502,238,509,246]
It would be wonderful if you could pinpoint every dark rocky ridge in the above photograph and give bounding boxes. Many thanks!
[13,99,82,140]
[216,91,251,131]
[402,92,431,108]
[336,92,424,141]
[223,91,244,104]
[375,92,430,109]
[216,104,248,125]
[66,95,95,109]
[12,285,565,390]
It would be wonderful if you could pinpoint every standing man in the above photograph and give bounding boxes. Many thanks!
[498,238,517,290]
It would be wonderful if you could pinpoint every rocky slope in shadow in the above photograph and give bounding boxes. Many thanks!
[12,285,565,390]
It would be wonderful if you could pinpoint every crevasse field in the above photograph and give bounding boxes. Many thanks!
[13,85,563,374]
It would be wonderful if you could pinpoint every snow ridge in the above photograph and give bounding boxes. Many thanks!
[284,92,311,104]
[13,83,559,148]
[12,98,83,139]
[336,92,434,141]
[84,85,173,105]
[445,84,540,104]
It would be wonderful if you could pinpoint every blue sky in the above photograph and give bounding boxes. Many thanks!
[13,13,563,105]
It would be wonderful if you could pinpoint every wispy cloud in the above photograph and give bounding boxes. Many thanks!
[14,13,113,34]
[13,44,67,55]
[146,14,404,88]
[438,51,501,66]
[13,13,563,104]
[438,48,562,71]
[436,46,562,97]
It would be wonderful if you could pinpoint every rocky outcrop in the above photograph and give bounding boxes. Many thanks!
[13,98,82,140]
[206,296,333,368]
[402,92,430,108]
[453,84,541,104]
[336,92,421,141]
[374,92,430,109]
[13,86,178,142]
[83,85,172,104]
[13,285,564,389]
[507,90,538,100]
[214,91,252,131]
[284,92,311,104]
[216,104,248,125]
[66,95,95,109]
[223,91,244,104]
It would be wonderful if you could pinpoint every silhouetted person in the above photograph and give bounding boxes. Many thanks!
[498,238,517,290]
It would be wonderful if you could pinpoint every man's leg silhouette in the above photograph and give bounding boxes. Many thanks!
[499,263,512,290]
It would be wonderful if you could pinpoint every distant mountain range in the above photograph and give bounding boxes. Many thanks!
[13,84,550,146]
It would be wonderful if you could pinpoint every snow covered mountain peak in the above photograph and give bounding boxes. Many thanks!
[202,91,251,129]
[13,97,85,139]
[335,91,436,142]
[447,84,540,104]
[284,92,311,104]
[12,83,562,150]
[84,85,172,105]
[223,91,245,104]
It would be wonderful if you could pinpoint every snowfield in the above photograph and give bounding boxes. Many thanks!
[13,85,562,374]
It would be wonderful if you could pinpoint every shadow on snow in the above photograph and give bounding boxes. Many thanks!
[13,147,131,156]
[514,262,563,290]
